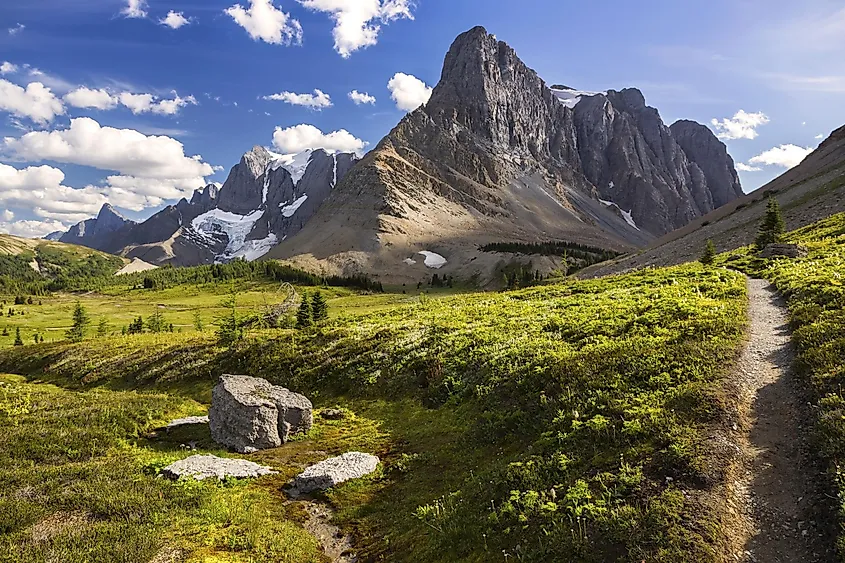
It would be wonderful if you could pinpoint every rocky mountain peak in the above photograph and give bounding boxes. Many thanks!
[242,146,272,180]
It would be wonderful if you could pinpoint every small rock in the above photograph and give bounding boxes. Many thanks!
[758,243,807,259]
[289,452,380,496]
[161,454,277,481]
[166,416,209,429]
[321,409,346,420]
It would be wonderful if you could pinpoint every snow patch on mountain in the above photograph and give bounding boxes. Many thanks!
[550,86,603,109]
[268,149,314,184]
[280,194,308,218]
[599,199,639,231]
[230,234,278,261]
[190,208,265,261]
[418,251,447,269]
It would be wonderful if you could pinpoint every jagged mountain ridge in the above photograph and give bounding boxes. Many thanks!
[60,204,136,249]
[267,26,742,282]
[55,148,358,265]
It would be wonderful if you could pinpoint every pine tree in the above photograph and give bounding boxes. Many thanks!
[700,240,716,266]
[14,327,23,347]
[33,333,39,344]
[147,311,166,333]
[297,292,313,328]
[66,301,90,343]
[216,294,242,346]
[97,318,109,337]
[756,197,786,249]
[39,335,44,344]
[1,327,7,337]
[311,291,329,322]
[128,316,144,335]
[193,310,204,332]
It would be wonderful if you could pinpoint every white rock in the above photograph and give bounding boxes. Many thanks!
[162,455,277,481]
[290,452,379,495]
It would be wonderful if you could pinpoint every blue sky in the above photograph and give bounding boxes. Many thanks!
[1,0,843,237]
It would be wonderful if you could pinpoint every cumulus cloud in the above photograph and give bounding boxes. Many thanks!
[64,87,119,110]
[0,80,65,124]
[299,0,415,58]
[160,11,191,29]
[0,218,68,238]
[348,90,376,105]
[272,123,367,154]
[748,144,813,169]
[387,72,431,111]
[226,0,303,46]
[0,62,18,75]
[710,110,770,140]
[263,89,332,109]
[118,91,197,115]
[8,24,25,36]
[735,162,762,172]
[4,117,214,182]
[2,209,13,221]
[816,134,825,140]
[122,0,148,18]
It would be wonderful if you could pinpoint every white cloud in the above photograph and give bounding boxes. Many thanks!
[64,87,119,110]
[0,163,107,224]
[2,209,14,221]
[816,134,825,140]
[122,0,148,18]
[387,72,431,111]
[298,0,415,58]
[348,90,376,105]
[8,24,25,36]
[263,89,332,109]
[0,62,18,75]
[225,0,303,46]
[272,123,367,154]
[748,144,814,169]
[710,110,770,140]
[735,162,762,172]
[0,80,65,124]
[118,91,197,115]
[4,117,214,181]
[0,219,68,238]
[160,11,191,29]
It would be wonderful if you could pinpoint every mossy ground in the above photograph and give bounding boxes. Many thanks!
[0,264,748,562]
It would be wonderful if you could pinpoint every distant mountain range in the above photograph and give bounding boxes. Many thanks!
[54,26,744,283]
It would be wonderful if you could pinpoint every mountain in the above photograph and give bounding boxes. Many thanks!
[55,148,358,266]
[267,26,743,282]
[60,204,136,248]
[582,123,845,277]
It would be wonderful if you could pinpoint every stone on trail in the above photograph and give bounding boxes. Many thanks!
[289,452,380,496]
[209,375,313,453]
[161,454,277,481]
[165,415,209,429]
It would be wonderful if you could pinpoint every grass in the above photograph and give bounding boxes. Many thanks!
[0,263,749,562]
[720,212,845,559]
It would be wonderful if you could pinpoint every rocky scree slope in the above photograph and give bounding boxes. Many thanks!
[582,123,845,278]
[268,26,743,281]
[55,148,358,266]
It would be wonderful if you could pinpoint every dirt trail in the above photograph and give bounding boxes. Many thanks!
[733,278,835,562]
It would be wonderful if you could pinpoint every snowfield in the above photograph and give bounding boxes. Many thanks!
[550,86,604,109]
[280,194,308,218]
[417,251,447,269]
[190,208,265,262]
[599,199,640,231]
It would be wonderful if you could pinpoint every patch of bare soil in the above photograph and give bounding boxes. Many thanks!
[29,511,94,543]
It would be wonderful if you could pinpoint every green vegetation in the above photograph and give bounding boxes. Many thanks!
[65,302,90,343]
[700,240,716,266]
[482,241,622,276]
[722,211,845,558]
[310,291,328,323]
[0,263,748,562]
[296,292,312,328]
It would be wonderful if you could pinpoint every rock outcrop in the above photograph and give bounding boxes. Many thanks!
[759,243,808,259]
[289,452,380,496]
[161,454,277,480]
[209,375,313,453]
[60,204,136,248]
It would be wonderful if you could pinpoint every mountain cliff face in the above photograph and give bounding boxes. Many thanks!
[60,204,136,248]
[268,26,742,281]
[57,148,358,265]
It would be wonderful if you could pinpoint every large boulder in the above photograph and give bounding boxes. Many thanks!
[759,243,808,259]
[209,375,313,453]
[289,452,380,496]
[161,454,277,481]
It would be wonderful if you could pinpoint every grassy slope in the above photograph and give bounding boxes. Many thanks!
[0,265,747,562]
[721,212,845,559]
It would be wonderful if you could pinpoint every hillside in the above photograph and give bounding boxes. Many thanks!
[267,26,744,284]
[581,124,845,277]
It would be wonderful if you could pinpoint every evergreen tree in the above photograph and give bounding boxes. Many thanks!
[311,291,329,322]
[97,318,109,337]
[216,294,242,346]
[33,333,39,344]
[1,327,7,337]
[14,327,23,347]
[39,335,44,344]
[297,292,313,328]
[66,301,90,343]
[756,197,786,249]
[700,240,717,266]
[128,316,144,335]
[193,310,204,332]
[147,310,166,333]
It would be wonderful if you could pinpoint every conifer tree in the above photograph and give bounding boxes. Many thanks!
[97,318,109,337]
[216,294,242,346]
[147,311,166,333]
[14,327,23,347]
[297,292,313,328]
[311,291,329,322]
[1,327,7,337]
[756,197,786,249]
[700,240,716,266]
[193,310,204,332]
[66,301,89,343]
